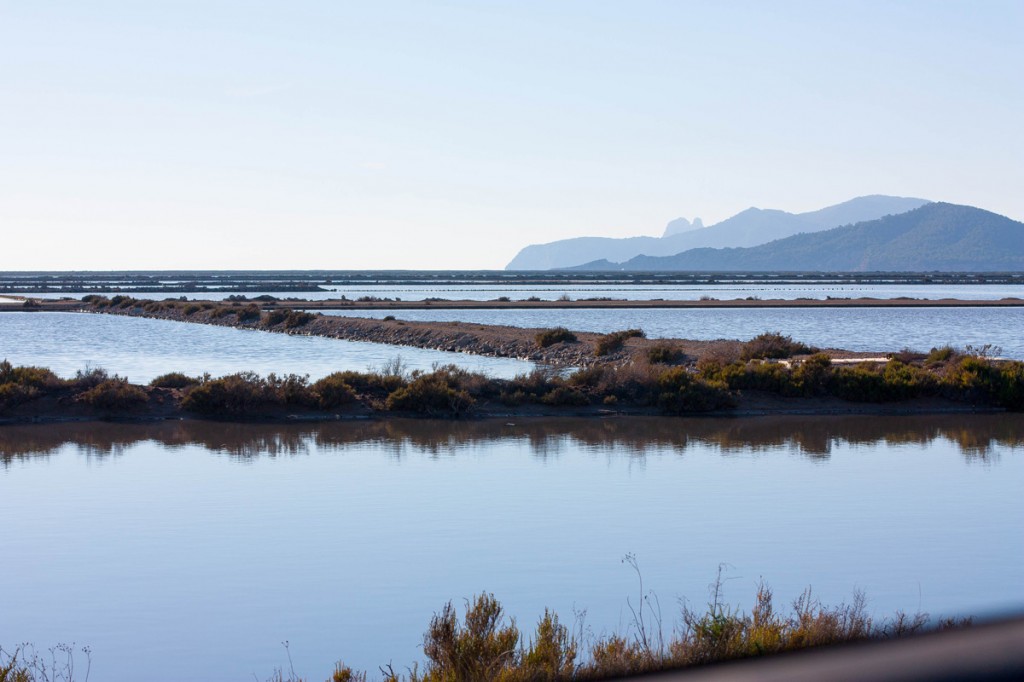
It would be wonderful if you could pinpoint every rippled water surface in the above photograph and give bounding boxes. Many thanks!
[0,313,535,381]
[325,306,1024,358]
[1,416,1022,681]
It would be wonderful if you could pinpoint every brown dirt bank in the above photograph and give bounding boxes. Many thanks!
[65,297,897,367]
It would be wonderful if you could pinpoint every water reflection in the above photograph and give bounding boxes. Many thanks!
[2,414,1021,464]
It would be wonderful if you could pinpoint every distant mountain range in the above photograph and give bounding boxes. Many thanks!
[505,195,932,270]
[571,203,1024,272]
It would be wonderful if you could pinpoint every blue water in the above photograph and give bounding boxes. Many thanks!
[0,312,536,382]
[1,416,1021,681]
[322,306,1024,358]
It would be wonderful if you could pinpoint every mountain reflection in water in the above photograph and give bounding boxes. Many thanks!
[2,414,1021,463]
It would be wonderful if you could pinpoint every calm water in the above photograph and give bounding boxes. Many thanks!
[22,282,1024,302]
[323,306,1024,359]
[0,313,536,382]
[1,416,1022,681]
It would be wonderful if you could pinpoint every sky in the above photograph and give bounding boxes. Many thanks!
[1,0,1022,270]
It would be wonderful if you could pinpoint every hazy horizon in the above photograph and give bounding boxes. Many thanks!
[2,1,1021,270]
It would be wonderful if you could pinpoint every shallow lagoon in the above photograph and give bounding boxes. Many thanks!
[0,312,536,382]
[1,415,1021,681]
[326,306,1024,359]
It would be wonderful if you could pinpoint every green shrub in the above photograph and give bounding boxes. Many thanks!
[926,346,956,365]
[647,345,685,364]
[149,372,202,389]
[5,363,63,390]
[385,374,474,415]
[540,386,589,406]
[416,593,520,682]
[72,367,110,390]
[657,367,734,413]
[740,332,815,361]
[0,382,41,410]
[535,327,577,348]
[78,378,148,410]
[181,372,315,415]
[262,309,288,326]
[183,303,202,316]
[237,304,262,322]
[312,373,358,409]
[792,353,833,395]
[595,329,645,356]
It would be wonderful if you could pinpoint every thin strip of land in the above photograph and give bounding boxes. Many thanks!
[2,297,1022,422]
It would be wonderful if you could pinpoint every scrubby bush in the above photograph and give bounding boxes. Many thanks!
[647,345,685,365]
[535,327,577,348]
[149,372,202,389]
[792,353,833,395]
[262,309,288,326]
[740,332,815,361]
[540,386,589,406]
[72,366,110,390]
[284,311,316,328]
[385,373,474,416]
[657,367,734,413]
[183,303,202,316]
[181,372,315,415]
[77,378,148,410]
[595,329,645,356]
[313,373,358,409]
[1,361,61,390]
[925,345,956,366]
[237,304,262,322]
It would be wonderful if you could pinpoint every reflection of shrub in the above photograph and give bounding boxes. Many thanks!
[741,332,815,360]
[535,327,577,348]
[595,329,645,356]
[78,379,148,410]
[149,372,202,389]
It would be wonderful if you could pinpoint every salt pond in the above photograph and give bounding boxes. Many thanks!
[1,415,1021,681]
[0,312,536,382]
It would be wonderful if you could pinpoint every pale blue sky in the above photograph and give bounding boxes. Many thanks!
[2,1,1021,269]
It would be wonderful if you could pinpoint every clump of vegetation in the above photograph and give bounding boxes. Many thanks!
[183,303,203,316]
[261,310,316,329]
[740,332,816,361]
[925,345,956,365]
[535,327,578,348]
[181,372,316,415]
[657,367,734,413]
[237,304,262,323]
[77,378,148,410]
[385,372,475,416]
[313,574,963,682]
[149,372,202,389]
[312,373,358,409]
[595,329,645,356]
[0,360,62,411]
[647,345,685,365]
